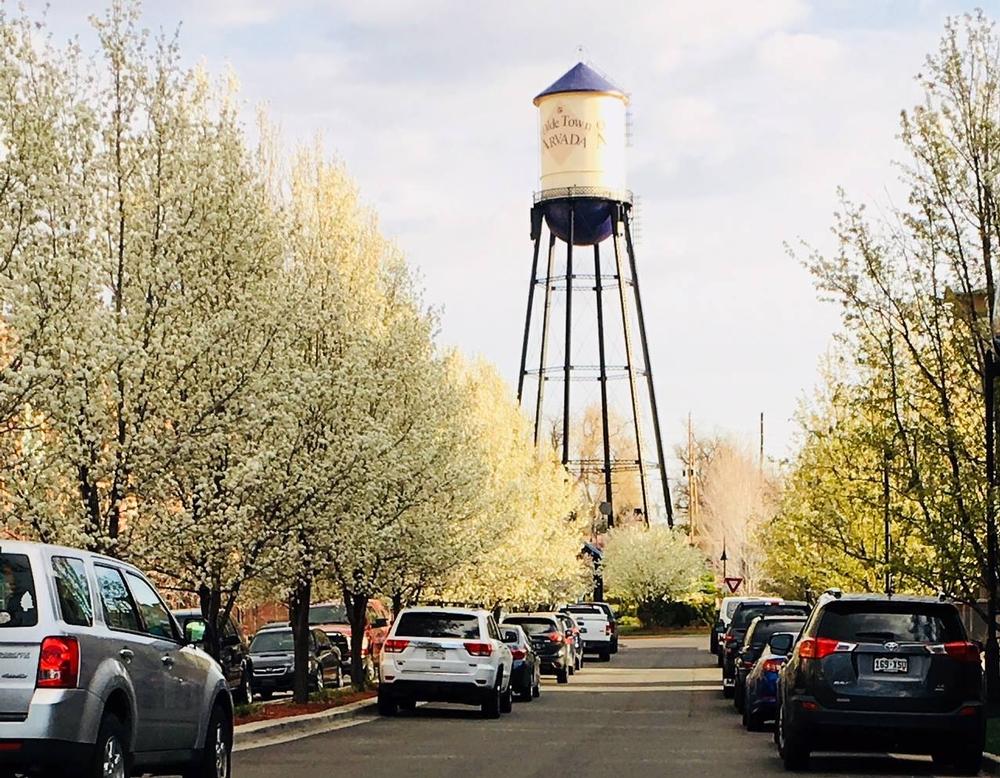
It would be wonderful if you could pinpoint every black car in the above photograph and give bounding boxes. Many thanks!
[777,593,984,774]
[500,623,541,700]
[249,625,343,699]
[503,613,572,684]
[172,607,252,704]
[733,614,807,713]
[722,599,810,698]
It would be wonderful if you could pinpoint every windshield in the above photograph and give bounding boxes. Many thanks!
[749,619,805,645]
[309,604,348,624]
[250,631,294,653]
[734,604,808,629]
[395,612,480,639]
[504,618,558,636]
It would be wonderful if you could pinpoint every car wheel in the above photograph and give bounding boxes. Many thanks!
[233,670,252,706]
[500,682,513,714]
[716,652,723,668]
[935,742,984,776]
[722,684,734,699]
[184,702,232,778]
[482,676,502,719]
[314,669,325,693]
[599,649,611,662]
[734,685,744,713]
[556,667,569,684]
[777,705,809,771]
[90,711,130,778]
[377,690,397,717]
[520,682,534,702]
[532,675,541,697]
[364,656,376,685]
[398,698,417,714]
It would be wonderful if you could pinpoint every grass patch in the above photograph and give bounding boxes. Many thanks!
[618,624,709,637]
[233,686,376,726]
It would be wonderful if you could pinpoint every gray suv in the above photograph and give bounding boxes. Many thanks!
[0,541,232,777]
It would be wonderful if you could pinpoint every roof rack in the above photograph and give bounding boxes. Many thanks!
[823,588,843,599]
[418,600,488,610]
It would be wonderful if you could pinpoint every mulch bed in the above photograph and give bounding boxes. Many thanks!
[235,690,376,726]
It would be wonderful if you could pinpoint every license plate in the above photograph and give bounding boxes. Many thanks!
[873,656,908,673]
[426,648,446,660]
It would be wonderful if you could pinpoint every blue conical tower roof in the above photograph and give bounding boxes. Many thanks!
[533,62,627,106]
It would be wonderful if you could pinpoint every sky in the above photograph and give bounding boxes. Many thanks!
[27,0,986,469]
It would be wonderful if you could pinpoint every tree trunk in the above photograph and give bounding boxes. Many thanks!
[391,591,403,617]
[344,590,369,691]
[198,584,223,662]
[290,578,313,705]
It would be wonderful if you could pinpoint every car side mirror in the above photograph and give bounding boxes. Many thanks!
[768,633,795,656]
[185,620,207,646]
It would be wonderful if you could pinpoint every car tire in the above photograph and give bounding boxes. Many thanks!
[717,652,723,668]
[364,656,376,685]
[599,649,611,662]
[232,670,252,706]
[398,699,417,714]
[611,637,619,654]
[743,706,763,732]
[500,683,513,714]
[569,661,575,676]
[90,711,130,778]
[934,742,983,776]
[482,676,502,719]
[184,702,232,778]
[778,705,809,772]
[520,683,533,702]
[722,684,734,699]
[377,690,397,717]
[734,686,744,713]
[556,667,569,684]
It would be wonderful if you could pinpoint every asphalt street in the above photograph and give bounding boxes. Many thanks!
[233,636,966,778]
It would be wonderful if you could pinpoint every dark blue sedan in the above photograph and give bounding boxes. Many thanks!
[742,631,797,730]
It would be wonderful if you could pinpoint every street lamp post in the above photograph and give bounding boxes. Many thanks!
[985,341,1000,703]
[883,446,893,596]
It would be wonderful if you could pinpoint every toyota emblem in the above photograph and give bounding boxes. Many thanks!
[884,641,899,652]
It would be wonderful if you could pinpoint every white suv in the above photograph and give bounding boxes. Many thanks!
[377,607,513,718]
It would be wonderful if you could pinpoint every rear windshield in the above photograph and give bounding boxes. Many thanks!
[818,603,965,643]
[250,631,294,653]
[564,606,601,615]
[395,612,480,639]
[734,604,808,629]
[749,619,805,644]
[0,553,37,627]
[503,617,558,636]
[309,604,348,624]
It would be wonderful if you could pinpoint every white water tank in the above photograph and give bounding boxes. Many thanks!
[533,62,628,199]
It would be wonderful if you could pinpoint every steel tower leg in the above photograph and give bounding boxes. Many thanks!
[593,243,614,526]
[623,209,674,527]
[517,207,544,403]
[533,231,557,446]
[611,205,649,525]
[561,206,575,465]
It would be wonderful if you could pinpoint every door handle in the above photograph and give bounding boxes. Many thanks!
[119,648,134,663]
[161,654,175,668]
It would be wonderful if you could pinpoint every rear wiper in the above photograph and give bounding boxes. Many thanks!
[853,631,896,640]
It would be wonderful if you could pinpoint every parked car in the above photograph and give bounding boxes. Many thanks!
[503,613,572,684]
[582,601,619,653]
[173,607,253,704]
[554,611,585,672]
[777,592,984,774]
[743,631,796,731]
[249,625,342,699]
[0,541,232,778]
[560,603,612,661]
[309,599,391,682]
[378,606,513,718]
[722,599,809,698]
[500,623,541,701]
[712,596,753,664]
[734,614,807,713]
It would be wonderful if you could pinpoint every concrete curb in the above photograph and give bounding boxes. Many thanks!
[234,697,378,752]
[984,752,1000,775]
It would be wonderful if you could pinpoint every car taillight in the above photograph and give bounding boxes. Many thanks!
[762,658,784,673]
[927,641,980,663]
[605,624,611,636]
[741,657,755,668]
[383,638,409,653]
[37,636,79,689]
[798,637,855,660]
[511,648,526,660]
[724,632,736,645]
[464,641,493,657]
[549,632,565,643]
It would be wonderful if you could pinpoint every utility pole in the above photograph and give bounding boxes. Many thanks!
[687,412,697,538]
[759,412,765,475]
[883,445,892,596]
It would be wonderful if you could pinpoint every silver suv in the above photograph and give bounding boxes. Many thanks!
[0,540,232,777]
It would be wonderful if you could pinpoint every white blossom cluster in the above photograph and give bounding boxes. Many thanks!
[0,3,589,641]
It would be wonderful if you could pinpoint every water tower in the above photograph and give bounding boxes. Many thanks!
[516,62,673,527]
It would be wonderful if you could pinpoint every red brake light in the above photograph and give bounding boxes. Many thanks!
[605,624,611,635]
[798,637,854,660]
[762,658,784,673]
[383,638,409,653]
[549,632,565,643]
[464,641,493,657]
[724,632,736,645]
[511,648,526,660]
[943,641,980,663]
[37,636,79,688]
